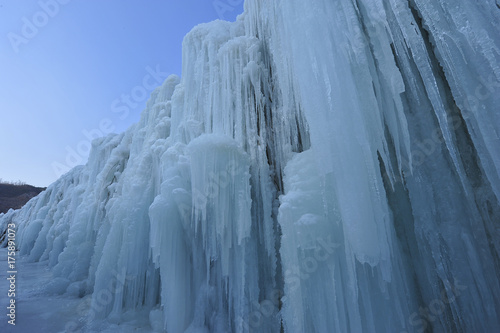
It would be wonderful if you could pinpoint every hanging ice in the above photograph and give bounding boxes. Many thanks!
[1,0,500,332]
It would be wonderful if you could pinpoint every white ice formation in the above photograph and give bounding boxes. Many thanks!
[1,0,500,332]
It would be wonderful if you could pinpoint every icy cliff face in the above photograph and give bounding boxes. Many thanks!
[2,0,500,332]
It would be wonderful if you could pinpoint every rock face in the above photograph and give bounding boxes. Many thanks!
[1,0,500,332]
[0,183,45,214]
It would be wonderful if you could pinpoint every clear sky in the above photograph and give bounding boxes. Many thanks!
[0,0,244,187]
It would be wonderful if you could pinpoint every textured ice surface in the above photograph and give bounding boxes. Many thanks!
[1,0,499,332]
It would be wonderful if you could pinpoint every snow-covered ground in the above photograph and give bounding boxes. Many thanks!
[0,248,156,332]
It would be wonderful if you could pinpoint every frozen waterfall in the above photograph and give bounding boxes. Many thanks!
[1,0,500,332]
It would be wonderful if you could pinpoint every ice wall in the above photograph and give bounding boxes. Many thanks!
[1,0,500,332]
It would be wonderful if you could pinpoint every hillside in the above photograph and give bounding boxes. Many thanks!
[0,183,46,214]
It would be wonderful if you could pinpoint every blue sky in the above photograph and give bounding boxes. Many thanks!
[0,0,244,187]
